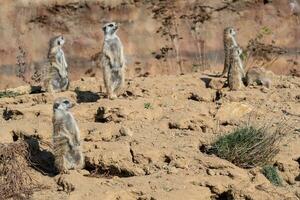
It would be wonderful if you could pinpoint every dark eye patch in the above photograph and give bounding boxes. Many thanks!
[53,102,60,109]
[63,100,69,104]
[108,24,114,27]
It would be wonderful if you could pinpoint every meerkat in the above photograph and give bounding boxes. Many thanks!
[245,67,273,88]
[100,22,125,99]
[289,0,300,16]
[228,46,244,91]
[44,35,69,93]
[221,27,245,78]
[52,97,84,173]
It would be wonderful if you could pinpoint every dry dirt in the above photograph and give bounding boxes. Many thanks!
[0,71,299,200]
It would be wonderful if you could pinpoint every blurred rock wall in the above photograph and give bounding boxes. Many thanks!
[0,0,299,88]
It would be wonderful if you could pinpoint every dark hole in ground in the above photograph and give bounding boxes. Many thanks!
[164,155,172,164]
[95,107,110,123]
[122,90,134,98]
[263,0,272,4]
[296,157,300,165]
[214,90,223,102]
[200,77,212,88]
[188,93,202,102]
[212,190,234,200]
[75,89,101,103]
[30,86,43,94]
[295,174,300,182]
[84,160,135,178]
[199,144,214,155]
[3,108,24,121]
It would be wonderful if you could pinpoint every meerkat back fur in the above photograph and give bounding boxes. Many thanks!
[221,27,245,77]
[101,22,125,99]
[228,46,244,91]
[44,35,69,93]
[246,67,273,88]
[52,97,84,173]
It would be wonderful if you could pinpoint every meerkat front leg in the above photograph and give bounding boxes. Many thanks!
[102,54,117,99]
[113,69,125,96]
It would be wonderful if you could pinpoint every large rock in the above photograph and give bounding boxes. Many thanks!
[215,102,253,124]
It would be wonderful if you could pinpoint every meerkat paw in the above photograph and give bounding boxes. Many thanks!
[61,169,70,174]
[109,94,117,100]
[56,174,75,194]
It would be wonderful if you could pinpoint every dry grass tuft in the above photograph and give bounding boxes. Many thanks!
[210,123,285,168]
[262,165,283,186]
[0,141,43,199]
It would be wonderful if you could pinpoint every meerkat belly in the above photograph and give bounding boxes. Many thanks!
[49,67,68,90]
[228,65,242,90]
[111,70,122,83]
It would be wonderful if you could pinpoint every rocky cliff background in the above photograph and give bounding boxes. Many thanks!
[0,0,299,89]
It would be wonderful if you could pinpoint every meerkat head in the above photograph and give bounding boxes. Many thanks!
[225,27,236,38]
[289,0,299,12]
[50,35,65,48]
[102,22,119,36]
[53,97,74,112]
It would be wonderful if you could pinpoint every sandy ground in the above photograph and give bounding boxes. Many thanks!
[0,71,300,200]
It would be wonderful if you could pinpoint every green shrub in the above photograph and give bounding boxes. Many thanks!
[144,102,152,109]
[210,125,281,168]
[262,165,282,186]
[0,91,20,98]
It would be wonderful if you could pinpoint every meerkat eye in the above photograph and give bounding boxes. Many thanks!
[63,100,70,105]
[108,24,114,27]
[57,41,61,45]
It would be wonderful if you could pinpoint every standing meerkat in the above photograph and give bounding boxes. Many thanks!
[44,35,69,93]
[101,22,125,99]
[52,97,84,173]
[228,46,244,91]
[221,27,245,77]
[245,67,273,88]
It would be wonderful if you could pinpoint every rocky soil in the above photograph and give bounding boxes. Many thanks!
[0,71,299,200]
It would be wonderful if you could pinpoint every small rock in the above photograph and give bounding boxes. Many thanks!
[215,102,253,124]
[55,175,75,193]
[174,159,188,169]
[206,169,215,176]
[78,169,90,176]
[167,167,178,174]
[260,87,269,93]
[119,127,133,137]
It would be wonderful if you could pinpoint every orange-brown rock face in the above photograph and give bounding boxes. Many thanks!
[0,0,299,89]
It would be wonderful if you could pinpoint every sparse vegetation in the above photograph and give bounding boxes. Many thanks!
[262,165,282,186]
[0,91,21,98]
[0,141,43,199]
[144,102,152,109]
[244,26,287,69]
[210,125,282,168]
